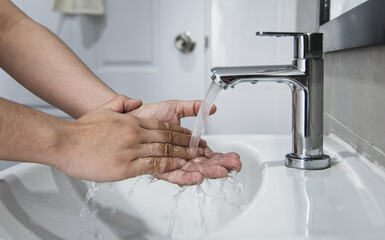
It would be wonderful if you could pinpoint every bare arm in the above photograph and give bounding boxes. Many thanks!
[0,0,117,118]
[0,95,205,183]
[0,97,63,165]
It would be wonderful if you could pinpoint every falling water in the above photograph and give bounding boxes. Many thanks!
[163,177,248,240]
[165,187,188,240]
[189,81,222,149]
[80,182,100,221]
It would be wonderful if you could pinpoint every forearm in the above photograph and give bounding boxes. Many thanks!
[0,0,117,118]
[0,97,67,166]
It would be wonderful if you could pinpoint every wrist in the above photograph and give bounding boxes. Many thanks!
[47,119,79,171]
[72,91,118,118]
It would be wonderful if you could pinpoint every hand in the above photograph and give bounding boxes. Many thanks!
[129,100,242,185]
[53,95,205,182]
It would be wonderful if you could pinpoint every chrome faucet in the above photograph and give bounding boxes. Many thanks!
[211,32,330,170]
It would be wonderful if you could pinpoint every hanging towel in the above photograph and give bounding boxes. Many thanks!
[53,0,105,15]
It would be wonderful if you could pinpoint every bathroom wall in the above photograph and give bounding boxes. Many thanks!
[206,0,297,135]
[297,0,385,167]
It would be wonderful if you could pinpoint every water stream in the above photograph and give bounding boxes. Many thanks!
[189,81,222,149]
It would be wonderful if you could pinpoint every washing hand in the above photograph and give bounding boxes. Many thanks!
[54,95,205,182]
[130,100,242,185]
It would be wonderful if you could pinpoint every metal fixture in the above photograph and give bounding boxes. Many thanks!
[211,32,330,170]
[174,31,196,53]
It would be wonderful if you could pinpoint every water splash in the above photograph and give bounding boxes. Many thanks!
[163,174,247,239]
[94,231,103,240]
[196,184,212,231]
[80,182,100,220]
[220,171,248,213]
[165,186,187,240]
[127,176,142,198]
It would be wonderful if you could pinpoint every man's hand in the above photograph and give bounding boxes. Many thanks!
[129,100,242,185]
[54,95,205,182]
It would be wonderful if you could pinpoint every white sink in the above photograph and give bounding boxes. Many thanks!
[0,136,262,240]
[1,134,385,240]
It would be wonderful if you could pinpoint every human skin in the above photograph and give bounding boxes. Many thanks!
[0,0,241,185]
[130,100,242,185]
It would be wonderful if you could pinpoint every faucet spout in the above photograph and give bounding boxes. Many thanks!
[211,64,306,90]
[210,32,330,170]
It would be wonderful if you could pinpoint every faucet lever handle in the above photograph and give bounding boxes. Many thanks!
[256,31,305,37]
[256,31,323,60]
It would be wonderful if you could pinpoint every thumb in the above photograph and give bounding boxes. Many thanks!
[102,95,143,113]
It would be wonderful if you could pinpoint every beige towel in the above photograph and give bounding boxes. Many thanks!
[53,0,105,15]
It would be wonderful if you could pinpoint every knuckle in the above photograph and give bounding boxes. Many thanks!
[163,143,174,156]
[149,157,170,173]
[128,126,139,135]
[126,127,141,141]
[167,130,178,144]
[167,130,173,142]
[150,157,159,170]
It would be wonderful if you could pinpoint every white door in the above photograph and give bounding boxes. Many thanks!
[0,0,206,129]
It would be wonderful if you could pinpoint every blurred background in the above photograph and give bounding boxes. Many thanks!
[0,0,307,169]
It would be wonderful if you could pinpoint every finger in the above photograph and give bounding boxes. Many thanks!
[199,138,208,148]
[194,101,217,116]
[181,160,229,178]
[172,100,217,118]
[202,165,229,178]
[128,157,186,176]
[141,129,192,147]
[210,105,217,115]
[139,118,191,135]
[140,130,206,148]
[155,170,204,186]
[137,143,204,159]
[192,152,242,171]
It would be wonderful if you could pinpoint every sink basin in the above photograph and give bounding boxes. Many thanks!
[1,134,385,240]
[0,136,262,240]
[204,135,385,240]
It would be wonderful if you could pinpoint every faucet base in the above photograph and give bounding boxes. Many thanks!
[285,153,330,170]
